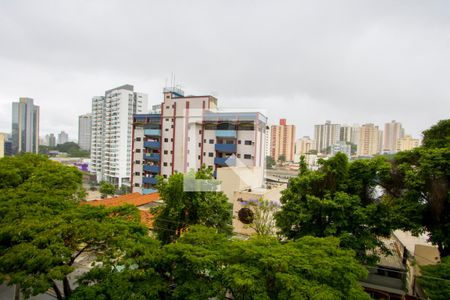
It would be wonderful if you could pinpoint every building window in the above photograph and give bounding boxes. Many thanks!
[209,139,214,144]
[204,139,207,143]
[163,162,168,166]
[238,140,241,144]
[163,174,168,178]
[244,140,252,145]
[134,183,140,187]
[134,172,140,175]
[165,118,169,121]
[198,155,201,160]
[237,154,241,158]
[171,138,173,142]
[198,143,201,147]
[165,128,169,131]
[208,152,214,157]
[136,149,141,153]
[164,150,168,154]
[203,152,206,156]
[166,106,170,109]
[135,160,141,164]
[199,130,202,134]
[244,154,252,159]
[164,138,169,142]
[136,137,141,141]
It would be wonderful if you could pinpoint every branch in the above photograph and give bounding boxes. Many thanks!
[69,243,90,266]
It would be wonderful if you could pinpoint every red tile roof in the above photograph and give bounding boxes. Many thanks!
[82,192,159,228]
[83,192,160,207]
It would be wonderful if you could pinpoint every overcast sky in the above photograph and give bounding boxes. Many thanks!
[1,0,449,141]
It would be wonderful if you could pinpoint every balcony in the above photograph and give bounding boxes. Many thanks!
[143,177,158,185]
[144,129,161,136]
[215,143,237,153]
[144,141,160,149]
[143,165,160,173]
[214,157,236,166]
[215,130,237,138]
[143,153,160,161]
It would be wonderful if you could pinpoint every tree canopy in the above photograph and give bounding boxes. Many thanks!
[153,167,232,244]
[417,257,450,300]
[275,153,396,263]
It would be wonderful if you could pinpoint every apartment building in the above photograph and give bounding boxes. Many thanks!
[91,84,148,186]
[314,120,340,154]
[384,120,404,152]
[57,131,69,145]
[270,119,296,162]
[78,113,92,151]
[357,123,382,156]
[397,135,420,152]
[131,87,267,194]
[11,97,39,154]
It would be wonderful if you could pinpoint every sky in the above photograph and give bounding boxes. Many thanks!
[0,0,449,141]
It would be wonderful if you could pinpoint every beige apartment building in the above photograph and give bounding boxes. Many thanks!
[384,120,404,152]
[397,135,420,152]
[357,123,382,156]
[270,119,296,162]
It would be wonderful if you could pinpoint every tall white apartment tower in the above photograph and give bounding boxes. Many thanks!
[78,113,92,151]
[91,84,148,186]
[314,120,341,153]
[383,120,404,152]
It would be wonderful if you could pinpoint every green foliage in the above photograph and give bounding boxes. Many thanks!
[160,226,369,299]
[99,181,116,198]
[418,257,450,300]
[0,154,147,299]
[266,156,276,169]
[153,167,232,244]
[422,119,450,149]
[39,142,90,158]
[275,153,395,263]
[278,154,286,163]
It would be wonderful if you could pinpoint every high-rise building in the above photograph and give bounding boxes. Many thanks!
[294,136,315,163]
[397,135,420,152]
[340,125,353,143]
[314,121,340,153]
[357,123,381,156]
[270,119,296,162]
[264,125,271,158]
[131,87,267,194]
[78,113,92,151]
[48,134,56,147]
[90,84,148,186]
[11,97,40,154]
[57,131,69,145]
[0,133,7,158]
[383,120,404,152]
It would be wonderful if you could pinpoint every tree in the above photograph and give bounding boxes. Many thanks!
[153,167,232,244]
[417,257,450,300]
[389,122,450,257]
[242,198,279,236]
[99,181,116,198]
[278,154,286,164]
[0,155,152,300]
[160,226,370,299]
[266,156,276,169]
[275,153,395,263]
[422,119,450,149]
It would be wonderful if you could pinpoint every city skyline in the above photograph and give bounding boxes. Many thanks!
[1,1,450,140]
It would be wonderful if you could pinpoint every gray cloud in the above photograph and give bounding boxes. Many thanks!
[0,0,449,139]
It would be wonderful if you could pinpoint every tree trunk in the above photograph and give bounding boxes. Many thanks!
[63,277,72,299]
[52,281,64,300]
[14,284,20,300]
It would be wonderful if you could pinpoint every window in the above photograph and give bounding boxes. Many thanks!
[135,160,141,164]
[238,140,241,144]
[163,174,168,178]
[237,154,241,158]
[244,140,252,145]
[163,162,168,166]
[134,183,140,187]
[209,139,214,144]
[199,130,202,134]
[165,128,169,131]
[166,106,170,109]
[134,172,140,176]
[171,138,173,142]
[136,137,141,141]
[198,155,201,160]
[208,152,214,157]
[164,138,169,142]
[204,139,207,143]
[164,150,168,154]
[165,118,169,121]
[198,143,201,147]
[135,149,141,153]
[244,154,252,159]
